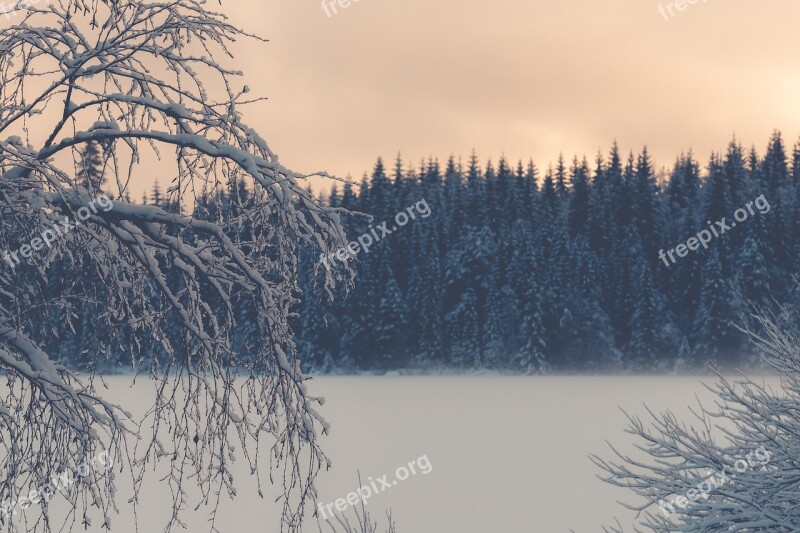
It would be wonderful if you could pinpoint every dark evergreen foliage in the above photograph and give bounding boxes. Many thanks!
[292,135,793,373]
[24,134,800,373]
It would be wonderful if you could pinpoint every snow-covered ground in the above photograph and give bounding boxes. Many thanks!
[9,375,778,532]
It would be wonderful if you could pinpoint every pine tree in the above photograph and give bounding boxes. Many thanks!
[76,140,105,192]
[587,151,611,252]
[762,132,790,292]
[762,130,788,196]
[151,178,164,207]
[631,147,662,258]
[495,156,514,228]
[792,136,800,184]
[694,247,745,367]
[516,274,548,373]
[627,255,677,370]
[563,237,620,370]
[444,156,465,242]
[700,155,734,269]
[568,157,591,237]
[369,158,393,219]
[483,158,498,229]
[540,166,558,221]
[444,287,480,368]
[555,153,569,198]
[523,159,539,222]
[738,208,773,309]
[723,138,747,208]
[464,151,486,226]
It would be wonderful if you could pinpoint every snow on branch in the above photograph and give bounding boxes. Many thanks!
[594,309,800,532]
[0,1,353,531]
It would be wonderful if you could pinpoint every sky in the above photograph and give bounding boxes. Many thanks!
[7,0,800,199]
[219,0,800,194]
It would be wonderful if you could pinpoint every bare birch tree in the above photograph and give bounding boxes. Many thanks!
[0,0,352,531]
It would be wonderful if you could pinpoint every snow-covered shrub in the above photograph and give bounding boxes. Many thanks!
[594,308,800,532]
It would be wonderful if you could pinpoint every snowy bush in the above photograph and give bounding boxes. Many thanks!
[0,0,352,531]
[594,308,800,532]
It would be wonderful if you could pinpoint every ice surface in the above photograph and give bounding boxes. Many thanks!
[5,375,776,532]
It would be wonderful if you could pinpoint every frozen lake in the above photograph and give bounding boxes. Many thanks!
[7,375,775,532]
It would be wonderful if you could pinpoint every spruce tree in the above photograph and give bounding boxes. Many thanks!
[76,140,105,192]
[694,247,745,367]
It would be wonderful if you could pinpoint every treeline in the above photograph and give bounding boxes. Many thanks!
[11,133,800,373]
[295,132,800,373]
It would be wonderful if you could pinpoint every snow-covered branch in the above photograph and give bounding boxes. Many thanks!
[594,308,800,532]
[0,1,353,531]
